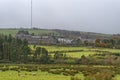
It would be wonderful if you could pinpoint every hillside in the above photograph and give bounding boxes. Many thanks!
[0,29,58,36]
[0,28,112,39]
[53,29,112,39]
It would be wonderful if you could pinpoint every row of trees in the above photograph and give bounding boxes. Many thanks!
[0,34,31,63]
[75,37,120,48]
[0,34,50,63]
[94,37,120,48]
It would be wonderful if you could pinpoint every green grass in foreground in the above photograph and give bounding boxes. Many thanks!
[114,75,120,80]
[0,70,84,80]
[0,70,120,80]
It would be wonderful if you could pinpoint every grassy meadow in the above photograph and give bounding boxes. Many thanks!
[0,70,76,80]
[30,45,120,58]
[0,64,119,80]
[0,29,58,36]
[0,71,119,80]
[0,44,119,80]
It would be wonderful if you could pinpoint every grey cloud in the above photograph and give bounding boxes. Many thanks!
[0,0,120,34]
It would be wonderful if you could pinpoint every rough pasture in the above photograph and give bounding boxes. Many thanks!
[30,45,120,58]
[0,64,119,80]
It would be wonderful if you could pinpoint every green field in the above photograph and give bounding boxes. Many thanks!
[0,64,119,80]
[0,71,78,80]
[30,45,120,53]
[0,29,58,36]
[30,45,120,58]
[1,71,119,80]
[0,29,111,39]
[0,45,120,80]
[0,29,19,36]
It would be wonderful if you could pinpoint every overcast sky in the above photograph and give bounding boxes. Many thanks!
[0,0,120,34]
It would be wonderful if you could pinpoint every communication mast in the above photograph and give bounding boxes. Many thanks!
[31,0,33,29]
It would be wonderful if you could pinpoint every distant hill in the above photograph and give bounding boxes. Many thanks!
[0,29,58,36]
[53,29,112,39]
[0,28,112,39]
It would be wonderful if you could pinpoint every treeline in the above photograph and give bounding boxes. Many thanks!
[0,34,51,63]
[94,37,120,48]
[80,37,120,48]
[0,34,31,63]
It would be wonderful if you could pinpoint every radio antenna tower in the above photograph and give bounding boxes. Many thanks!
[31,0,33,29]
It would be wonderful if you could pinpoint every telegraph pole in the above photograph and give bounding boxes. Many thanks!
[31,0,33,28]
